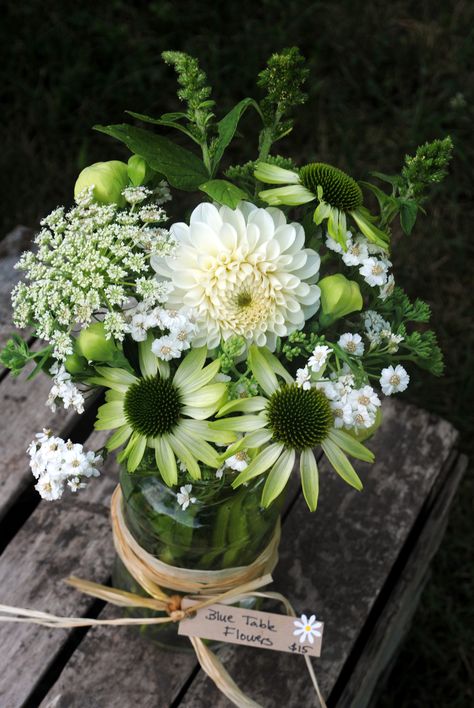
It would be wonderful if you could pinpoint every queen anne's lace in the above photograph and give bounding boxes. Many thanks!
[12,187,176,359]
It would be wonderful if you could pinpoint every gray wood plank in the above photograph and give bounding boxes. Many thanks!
[0,498,115,708]
[37,400,458,708]
[348,453,468,708]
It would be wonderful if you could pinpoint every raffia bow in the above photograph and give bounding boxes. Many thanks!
[0,486,326,708]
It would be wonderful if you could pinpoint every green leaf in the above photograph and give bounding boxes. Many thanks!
[94,124,209,190]
[199,179,248,208]
[125,111,198,142]
[360,180,398,215]
[211,98,261,172]
[370,170,403,189]
[399,199,418,235]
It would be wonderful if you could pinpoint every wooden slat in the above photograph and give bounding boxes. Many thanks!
[342,453,468,708]
[0,500,114,708]
[37,400,458,708]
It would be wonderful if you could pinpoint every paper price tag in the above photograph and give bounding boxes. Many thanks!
[178,600,323,657]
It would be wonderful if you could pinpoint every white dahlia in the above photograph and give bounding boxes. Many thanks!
[151,202,321,350]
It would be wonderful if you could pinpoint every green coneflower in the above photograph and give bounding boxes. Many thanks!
[211,345,374,511]
[254,162,389,252]
[90,337,236,483]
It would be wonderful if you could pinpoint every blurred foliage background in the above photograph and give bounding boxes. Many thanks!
[1,1,473,704]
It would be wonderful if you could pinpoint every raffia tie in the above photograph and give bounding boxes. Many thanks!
[0,486,326,708]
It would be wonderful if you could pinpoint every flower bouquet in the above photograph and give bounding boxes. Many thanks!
[1,48,452,661]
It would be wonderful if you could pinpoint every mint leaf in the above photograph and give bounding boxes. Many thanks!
[199,179,248,208]
[211,98,260,172]
[399,199,418,235]
[94,124,209,190]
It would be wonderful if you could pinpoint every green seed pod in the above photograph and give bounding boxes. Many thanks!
[75,322,119,362]
[319,274,363,327]
[74,161,129,206]
[127,155,153,186]
[299,163,363,211]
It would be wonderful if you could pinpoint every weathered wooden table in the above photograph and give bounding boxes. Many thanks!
[0,230,467,708]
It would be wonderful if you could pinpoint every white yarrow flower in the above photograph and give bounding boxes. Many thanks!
[296,366,312,390]
[379,274,395,301]
[151,334,182,361]
[308,345,331,373]
[225,450,250,472]
[177,484,197,511]
[359,257,389,287]
[341,236,369,267]
[338,333,364,356]
[380,365,410,395]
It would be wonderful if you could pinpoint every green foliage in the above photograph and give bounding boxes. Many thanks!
[281,331,320,362]
[402,136,454,200]
[258,46,308,129]
[94,124,209,190]
[364,136,453,235]
[379,286,431,324]
[199,179,248,208]
[227,154,296,195]
[210,98,261,174]
[161,50,214,146]
[0,335,53,378]
[403,330,444,376]
[257,47,308,160]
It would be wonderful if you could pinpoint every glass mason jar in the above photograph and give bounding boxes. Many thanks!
[112,462,285,651]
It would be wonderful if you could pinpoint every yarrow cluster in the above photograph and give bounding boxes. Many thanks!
[28,430,102,500]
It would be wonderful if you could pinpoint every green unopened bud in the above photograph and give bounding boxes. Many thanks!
[319,274,363,327]
[64,352,90,375]
[74,161,129,206]
[75,322,118,362]
[127,155,153,186]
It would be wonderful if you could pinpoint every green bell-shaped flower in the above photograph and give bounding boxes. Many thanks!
[74,161,129,206]
[319,274,363,327]
[127,155,153,186]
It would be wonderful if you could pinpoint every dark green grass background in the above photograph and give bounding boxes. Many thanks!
[1,1,473,704]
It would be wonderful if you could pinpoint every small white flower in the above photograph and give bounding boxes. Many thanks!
[35,473,64,501]
[296,366,312,390]
[122,186,152,205]
[176,484,197,511]
[341,236,369,267]
[325,234,344,253]
[225,451,250,472]
[151,334,182,361]
[379,274,395,301]
[308,345,331,373]
[359,257,389,287]
[338,333,364,357]
[350,406,374,430]
[380,365,410,395]
[215,466,225,480]
[293,614,322,644]
[67,476,87,493]
[349,385,381,415]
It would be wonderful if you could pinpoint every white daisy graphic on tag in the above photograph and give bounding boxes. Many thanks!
[293,614,322,644]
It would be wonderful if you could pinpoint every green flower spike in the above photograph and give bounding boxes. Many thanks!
[90,340,236,482]
[211,345,374,512]
[255,161,390,251]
